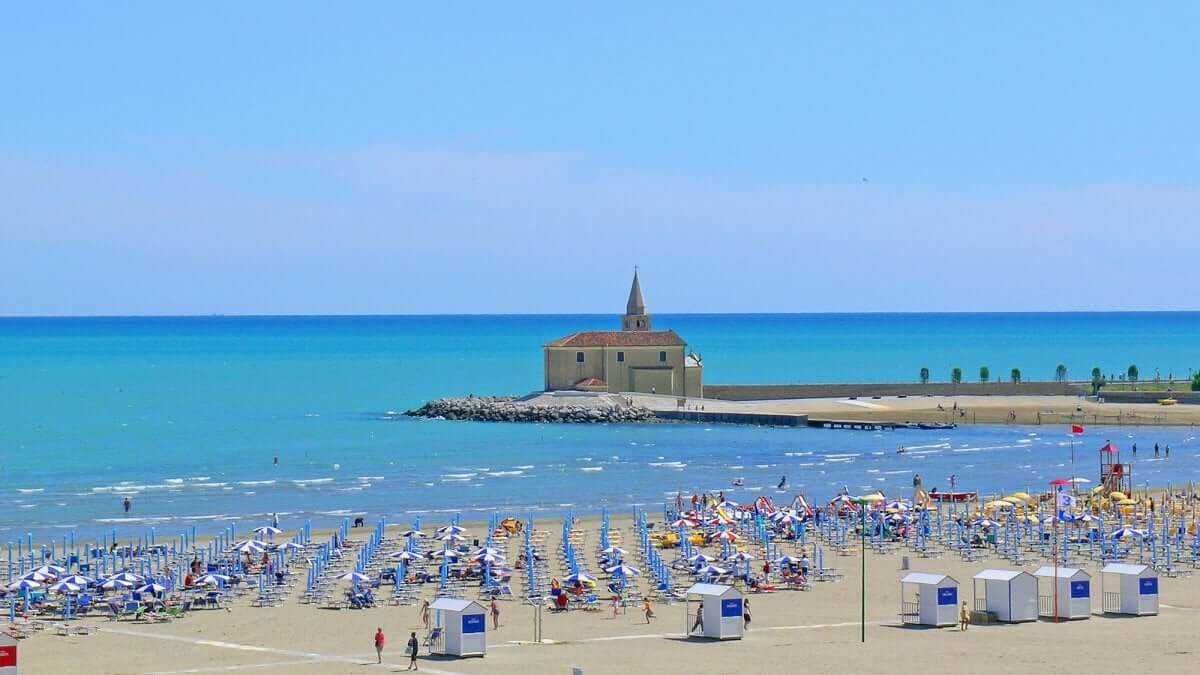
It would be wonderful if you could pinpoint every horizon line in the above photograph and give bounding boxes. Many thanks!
[2,309,1200,320]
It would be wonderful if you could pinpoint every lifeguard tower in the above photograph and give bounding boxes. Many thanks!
[1099,442,1130,495]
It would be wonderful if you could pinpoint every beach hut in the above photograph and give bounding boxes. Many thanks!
[1033,566,1091,620]
[899,572,959,627]
[684,583,743,640]
[1100,563,1158,616]
[428,598,487,657]
[971,569,1037,623]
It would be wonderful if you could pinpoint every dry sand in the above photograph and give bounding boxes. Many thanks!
[636,393,1200,426]
[16,514,1200,674]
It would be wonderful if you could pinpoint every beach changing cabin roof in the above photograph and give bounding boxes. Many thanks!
[430,598,478,612]
[1101,563,1150,576]
[686,582,734,596]
[1034,566,1088,579]
[546,330,686,348]
[900,572,956,585]
[973,569,1025,582]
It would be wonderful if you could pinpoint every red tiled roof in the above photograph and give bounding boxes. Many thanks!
[574,377,607,387]
[546,330,686,348]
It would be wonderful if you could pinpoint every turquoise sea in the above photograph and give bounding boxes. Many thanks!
[1,313,1198,540]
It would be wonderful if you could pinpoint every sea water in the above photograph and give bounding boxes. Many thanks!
[0,313,1197,540]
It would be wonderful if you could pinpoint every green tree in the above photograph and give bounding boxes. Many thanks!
[1091,367,1105,395]
[1192,372,1200,392]
[951,367,962,385]
[979,366,990,383]
[919,367,929,385]
[1055,364,1067,383]
[1127,364,1139,389]
[1011,368,1021,384]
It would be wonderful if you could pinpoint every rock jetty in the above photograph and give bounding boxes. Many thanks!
[405,396,657,424]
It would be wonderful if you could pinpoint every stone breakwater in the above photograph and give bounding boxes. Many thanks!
[405,396,658,424]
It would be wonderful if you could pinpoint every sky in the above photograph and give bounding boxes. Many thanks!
[2,3,1197,315]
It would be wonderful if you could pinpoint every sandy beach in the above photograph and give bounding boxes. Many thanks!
[15,507,1200,675]
[634,393,1200,427]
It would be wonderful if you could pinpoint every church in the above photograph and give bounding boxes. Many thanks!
[543,271,703,396]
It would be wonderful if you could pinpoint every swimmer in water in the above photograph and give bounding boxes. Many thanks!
[897,445,907,454]
[777,476,787,490]
[732,478,744,487]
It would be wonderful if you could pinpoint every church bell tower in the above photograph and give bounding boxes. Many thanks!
[622,269,652,331]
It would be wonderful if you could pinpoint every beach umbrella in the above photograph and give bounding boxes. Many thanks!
[1112,527,1144,540]
[108,572,145,584]
[564,572,595,584]
[605,564,641,577]
[402,529,427,538]
[776,512,805,526]
[59,575,94,586]
[473,547,504,558]
[670,518,699,529]
[21,571,53,582]
[438,533,466,543]
[252,526,282,537]
[715,530,740,542]
[49,581,82,594]
[100,578,133,591]
[726,551,755,563]
[429,549,460,560]
[337,571,371,584]
[475,552,506,564]
[196,573,231,587]
[391,551,425,562]
[776,555,802,565]
[601,546,628,556]
[7,580,41,591]
[436,525,466,536]
[276,542,304,552]
[34,565,66,578]
[696,564,728,577]
[232,540,266,553]
[136,583,166,595]
[686,553,715,564]
[885,500,910,511]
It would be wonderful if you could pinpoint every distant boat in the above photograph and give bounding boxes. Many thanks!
[928,491,976,503]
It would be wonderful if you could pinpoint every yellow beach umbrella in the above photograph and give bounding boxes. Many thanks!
[1117,498,1137,506]
[986,500,1013,509]
[1012,491,1033,502]
[1111,491,1128,501]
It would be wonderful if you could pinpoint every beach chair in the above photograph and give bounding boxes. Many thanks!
[422,627,443,653]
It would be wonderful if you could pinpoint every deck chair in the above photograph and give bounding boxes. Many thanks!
[422,627,443,650]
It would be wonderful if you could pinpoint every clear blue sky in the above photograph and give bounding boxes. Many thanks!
[3,3,1197,315]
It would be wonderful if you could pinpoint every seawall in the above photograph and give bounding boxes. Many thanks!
[704,382,1087,401]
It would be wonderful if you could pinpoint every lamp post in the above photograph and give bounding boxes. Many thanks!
[852,496,871,643]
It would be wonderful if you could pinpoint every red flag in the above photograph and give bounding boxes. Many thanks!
[1071,424,1084,434]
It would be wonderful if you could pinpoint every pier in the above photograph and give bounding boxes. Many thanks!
[653,409,808,426]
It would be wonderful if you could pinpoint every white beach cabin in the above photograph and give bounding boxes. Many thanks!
[429,598,487,657]
[899,572,958,627]
[972,569,1037,623]
[685,583,743,640]
[1033,566,1091,620]
[1101,563,1158,616]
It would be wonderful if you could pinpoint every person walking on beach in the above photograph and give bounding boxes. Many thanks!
[490,597,500,629]
[419,599,431,629]
[742,598,752,629]
[643,597,655,623]
[959,602,970,631]
[123,496,132,513]
[374,627,385,664]
[406,631,419,671]
[691,600,704,633]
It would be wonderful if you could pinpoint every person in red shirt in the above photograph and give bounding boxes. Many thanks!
[374,627,385,664]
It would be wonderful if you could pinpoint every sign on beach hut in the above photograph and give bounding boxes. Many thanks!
[1101,563,1158,616]
[899,572,958,627]
[685,583,743,640]
[429,597,487,657]
[972,569,1037,623]
[0,633,15,675]
[1033,566,1091,620]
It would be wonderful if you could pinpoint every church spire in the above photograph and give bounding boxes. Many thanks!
[626,268,645,316]
[622,268,651,331]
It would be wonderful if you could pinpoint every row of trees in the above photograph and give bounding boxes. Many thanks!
[917,364,1149,386]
